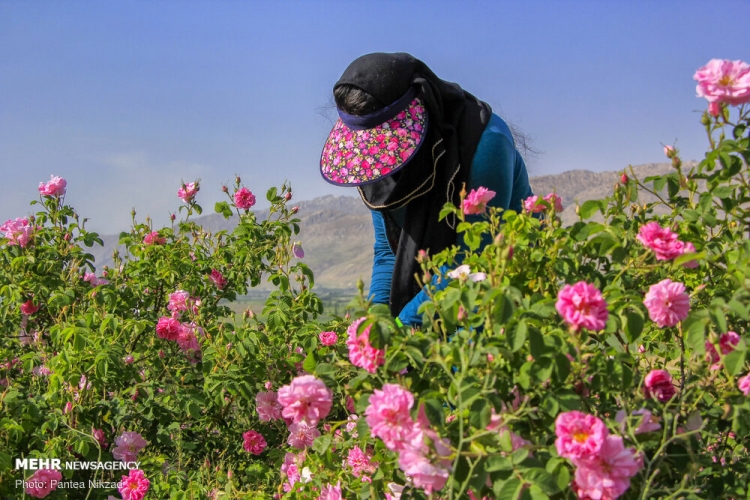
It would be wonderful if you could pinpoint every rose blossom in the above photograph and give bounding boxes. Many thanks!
[317,482,343,500]
[643,279,690,328]
[112,431,148,462]
[242,430,267,455]
[554,410,608,460]
[738,373,750,396]
[177,182,199,203]
[118,469,150,500]
[347,445,377,479]
[524,193,563,213]
[397,413,452,495]
[83,272,109,286]
[256,391,283,421]
[1,217,34,247]
[555,281,609,332]
[636,222,682,260]
[462,186,496,215]
[167,290,200,316]
[20,300,40,315]
[543,193,564,212]
[287,421,320,449]
[209,269,227,289]
[38,175,67,196]
[93,428,107,447]
[446,264,486,282]
[155,317,181,341]
[25,468,63,498]
[706,331,741,369]
[644,369,676,403]
[694,59,750,105]
[176,323,202,363]
[615,409,661,434]
[319,331,338,346]
[572,435,642,500]
[143,231,166,245]
[277,374,333,425]
[346,317,385,373]
[364,384,416,451]
[234,187,256,209]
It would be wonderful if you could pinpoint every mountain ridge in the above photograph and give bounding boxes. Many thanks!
[89,162,684,290]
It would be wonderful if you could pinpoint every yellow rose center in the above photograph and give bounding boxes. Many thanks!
[573,431,589,443]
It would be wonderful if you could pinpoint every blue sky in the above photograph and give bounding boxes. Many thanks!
[1,0,748,233]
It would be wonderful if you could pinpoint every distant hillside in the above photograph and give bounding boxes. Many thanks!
[89,162,687,290]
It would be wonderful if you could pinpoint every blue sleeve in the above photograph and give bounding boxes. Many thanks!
[369,211,394,305]
[397,265,451,326]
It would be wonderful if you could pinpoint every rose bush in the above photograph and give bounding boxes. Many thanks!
[1,59,750,499]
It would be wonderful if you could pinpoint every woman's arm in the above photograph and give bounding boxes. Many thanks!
[369,210,395,305]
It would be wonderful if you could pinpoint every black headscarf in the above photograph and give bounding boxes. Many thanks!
[335,52,492,317]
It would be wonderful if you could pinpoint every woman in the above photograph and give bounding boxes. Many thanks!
[320,52,533,326]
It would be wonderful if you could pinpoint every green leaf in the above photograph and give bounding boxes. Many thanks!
[685,319,706,356]
[214,201,233,219]
[623,311,644,343]
[187,402,201,419]
[311,434,332,454]
[497,477,523,500]
[522,468,559,495]
[469,399,491,429]
[509,320,527,352]
[579,200,602,219]
[302,352,316,374]
[314,363,336,377]
[724,350,746,376]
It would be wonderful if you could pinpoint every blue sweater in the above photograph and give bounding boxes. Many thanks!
[369,113,534,325]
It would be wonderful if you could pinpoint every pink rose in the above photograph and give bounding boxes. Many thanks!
[694,59,750,105]
[143,232,166,245]
[364,384,416,451]
[287,421,320,449]
[446,264,486,282]
[277,374,333,425]
[167,290,200,316]
[738,373,750,396]
[155,317,181,341]
[644,279,690,328]
[317,482,343,500]
[20,300,40,315]
[543,193,563,212]
[176,323,202,363]
[93,428,107,446]
[242,429,267,454]
[177,182,199,203]
[209,269,227,289]
[554,410,608,460]
[38,175,67,197]
[112,431,148,462]
[1,217,34,248]
[118,469,150,500]
[572,435,642,500]
[524,193,563,213]
[25,468,63,498]
[644,369,676,403]
[256,391,283,421]
[319,331,338,346]
[347,445,377,478]
[616,409,661,434]
[234,187,256,210]
[462,187,496,215]
[346,317,385,373]
[555,281,609,332]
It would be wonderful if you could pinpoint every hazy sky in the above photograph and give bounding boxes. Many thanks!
[2,0,748,234]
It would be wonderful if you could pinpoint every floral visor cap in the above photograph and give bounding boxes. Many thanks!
[320,86,428,186]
